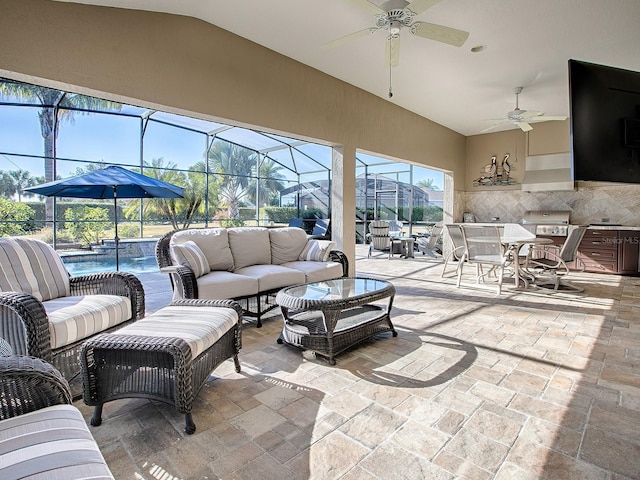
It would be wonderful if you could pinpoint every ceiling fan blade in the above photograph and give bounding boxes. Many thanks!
[518,110,542,119]
[321,27,378,50]
[480,123,506,133]
[385,36,400,67]
[528,115,568,122]
[516,122,533,132]
[345,0,385,15]
[410,21,469,47]
[406,0,442,15]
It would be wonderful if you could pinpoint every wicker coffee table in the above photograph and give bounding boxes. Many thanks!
[276,277,396,365]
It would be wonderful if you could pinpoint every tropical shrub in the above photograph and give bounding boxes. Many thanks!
[0,199,35,236]
[64,206,110,246]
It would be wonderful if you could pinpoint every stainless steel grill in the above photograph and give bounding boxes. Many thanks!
[521,210,571,236]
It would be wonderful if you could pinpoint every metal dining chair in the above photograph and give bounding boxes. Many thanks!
[441,224,466,277]
[458,224,513,294]
[524,225,587,292]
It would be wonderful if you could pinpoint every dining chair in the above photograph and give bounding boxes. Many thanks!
[458,224,512,294]
[367,220,402,259]
[441,224,466,277]
[524,225,587,292]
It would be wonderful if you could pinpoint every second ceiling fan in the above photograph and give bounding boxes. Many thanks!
[481,87,568,133]
[323,0,470,68]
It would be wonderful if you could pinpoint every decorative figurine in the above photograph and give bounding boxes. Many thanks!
[502,153,511,181]
[489,155,497,183]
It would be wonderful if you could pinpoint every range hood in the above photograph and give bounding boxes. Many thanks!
[521,153,575,192]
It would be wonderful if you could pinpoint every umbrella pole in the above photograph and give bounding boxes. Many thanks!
[114,190,119,271]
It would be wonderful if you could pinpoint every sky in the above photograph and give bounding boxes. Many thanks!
[0,98,444,190]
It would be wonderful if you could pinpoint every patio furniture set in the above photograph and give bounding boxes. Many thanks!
[1,226,397,476]
[443,222,587,294]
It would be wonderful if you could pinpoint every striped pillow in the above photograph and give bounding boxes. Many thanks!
[0,238,70,301]
[299,240,336,262]
[171,241,211,278]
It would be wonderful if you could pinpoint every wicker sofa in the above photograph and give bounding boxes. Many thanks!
[0,238,145,383]
[156,226,348,327]
[0,354,114,479]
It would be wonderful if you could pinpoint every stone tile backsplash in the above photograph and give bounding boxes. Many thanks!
[463,183,640,225]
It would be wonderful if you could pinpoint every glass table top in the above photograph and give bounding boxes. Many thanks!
[282,277,392,302]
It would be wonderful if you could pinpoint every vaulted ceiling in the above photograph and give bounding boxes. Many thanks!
[54,0,640,136]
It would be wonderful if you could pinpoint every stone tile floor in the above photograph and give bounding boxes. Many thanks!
[75,245,640,479]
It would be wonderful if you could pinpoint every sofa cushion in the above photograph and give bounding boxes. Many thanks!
[269,227,309,264]
[299,240,336,262]
[171,240,210,278]
[0,404,114,479]
[114,304,238,359]
[234,264,306,292]
[282,261,344,284]
[171,229,234,272]
[44,295,133,349]
[197,271,259,300]
[228,227,271,269]
[0,237,70,302]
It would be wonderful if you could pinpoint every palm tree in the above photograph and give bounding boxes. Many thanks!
[247,158,286,207]
[207,142,256,219]
[123,158,205,230]
[0,80,121,222]
[417,178,439,190]
[9,169,38,202]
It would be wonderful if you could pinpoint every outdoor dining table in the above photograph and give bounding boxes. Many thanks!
[501,236,553,289]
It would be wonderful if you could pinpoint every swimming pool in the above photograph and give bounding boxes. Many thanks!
[63,255,159,276]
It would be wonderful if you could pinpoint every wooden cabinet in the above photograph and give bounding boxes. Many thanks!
[576,229,618,273]
[535,228,639,275]
[619,230,640,275]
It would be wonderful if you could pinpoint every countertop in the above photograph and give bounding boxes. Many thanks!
[455,222,640,231]
[586,225,640,231]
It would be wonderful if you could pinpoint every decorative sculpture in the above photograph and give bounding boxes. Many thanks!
[489,155,498,183]
[473,153,516,187]
[502,153,511,181]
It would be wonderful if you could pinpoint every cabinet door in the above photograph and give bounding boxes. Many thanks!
[619,230,640,275]
[578,229,618,274]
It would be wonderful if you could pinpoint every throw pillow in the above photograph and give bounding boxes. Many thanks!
[171,241,211,278]
[298,240,336,262]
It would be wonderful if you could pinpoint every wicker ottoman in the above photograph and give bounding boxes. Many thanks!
[81,299,243,434]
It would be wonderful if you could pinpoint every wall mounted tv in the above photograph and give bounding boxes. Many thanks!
[569,59,640,183]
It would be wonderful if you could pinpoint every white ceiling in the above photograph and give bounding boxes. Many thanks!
[54,0,640,136]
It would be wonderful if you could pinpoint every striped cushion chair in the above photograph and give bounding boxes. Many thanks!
[0,237,145,384]
[0,355,114,479]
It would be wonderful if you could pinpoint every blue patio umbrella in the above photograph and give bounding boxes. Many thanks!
[25,165,184,270]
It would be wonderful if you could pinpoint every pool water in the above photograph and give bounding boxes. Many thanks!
[63,255,159,276]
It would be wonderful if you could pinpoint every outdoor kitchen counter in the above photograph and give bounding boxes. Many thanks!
[586,225,640,231]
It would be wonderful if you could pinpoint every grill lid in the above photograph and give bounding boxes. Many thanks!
[522,210,571,225]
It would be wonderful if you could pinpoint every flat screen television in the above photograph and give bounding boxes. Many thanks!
[569,59,640,183]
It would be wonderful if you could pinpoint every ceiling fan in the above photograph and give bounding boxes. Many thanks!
[481,87,568,133]
[322,0,470,69]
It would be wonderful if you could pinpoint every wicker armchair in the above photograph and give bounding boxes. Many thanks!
[0,355,114,479]
[0,238,145,382]
[0,354,72,420]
